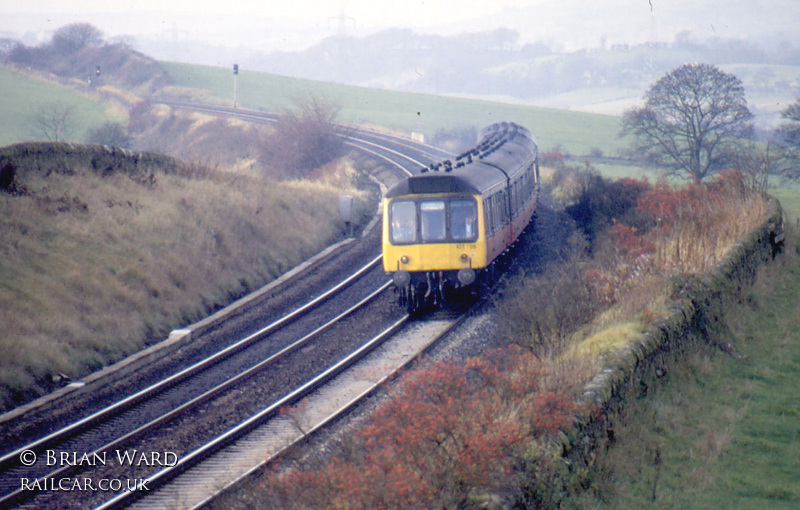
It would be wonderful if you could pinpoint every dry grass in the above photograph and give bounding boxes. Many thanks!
[650,191,769,275]
[0,159,365,410]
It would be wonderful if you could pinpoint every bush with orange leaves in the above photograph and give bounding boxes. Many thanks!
[577,168,769,332]
[595,169,766,277]
[261,347,582,509]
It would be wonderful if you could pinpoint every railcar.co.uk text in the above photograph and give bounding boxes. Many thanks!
[18,449,179,493]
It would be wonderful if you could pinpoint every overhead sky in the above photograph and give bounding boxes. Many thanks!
[1,0,798,53]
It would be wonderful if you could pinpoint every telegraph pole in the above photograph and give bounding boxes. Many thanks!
[233,63,239,108]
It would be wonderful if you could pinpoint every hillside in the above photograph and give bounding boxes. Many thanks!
[2,30,625,160]
[6,36,172,95]
[160,61,623,158]
[245,28,800,127]
[0,143,367,410]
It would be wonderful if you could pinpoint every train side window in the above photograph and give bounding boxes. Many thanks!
[420,201,446,242]
[450,199,477,241]
[493,193,502,229]
[489,195,497,233]
[498,190,508,225]
[390,200,417,243]
[484,198,493,235]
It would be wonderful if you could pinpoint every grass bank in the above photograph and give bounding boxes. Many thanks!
[0,147,367,411]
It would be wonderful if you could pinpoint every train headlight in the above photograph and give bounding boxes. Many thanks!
[460,253,469,262]
[400,255,410,264]
[457,268,476,286]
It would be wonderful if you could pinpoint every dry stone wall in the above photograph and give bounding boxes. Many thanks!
[0,142,185,188]
[564,197,785,475]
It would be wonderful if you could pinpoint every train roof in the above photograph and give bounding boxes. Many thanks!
[385,161,505,197]
[386,122,536,198]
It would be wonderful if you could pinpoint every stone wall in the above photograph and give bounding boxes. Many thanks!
[0,142,185,189]
[563,197,785,477]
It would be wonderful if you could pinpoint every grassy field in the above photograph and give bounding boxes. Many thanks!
[161,61,624,157]
[567,236,800,509]
[0,66,118,147]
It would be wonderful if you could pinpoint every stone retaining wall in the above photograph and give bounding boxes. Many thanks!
[563,197,785,479]
[0,142,185,189]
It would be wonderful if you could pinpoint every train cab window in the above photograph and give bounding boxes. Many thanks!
[450,199,477,241]
[420,201,446,241]
[390,200,417,243]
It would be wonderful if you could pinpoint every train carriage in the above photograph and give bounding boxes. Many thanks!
[382,122,540,312]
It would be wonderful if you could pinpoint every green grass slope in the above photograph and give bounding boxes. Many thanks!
[0,67,115,146]
[162,61,623,157]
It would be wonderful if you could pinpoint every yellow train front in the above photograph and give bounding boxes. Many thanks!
[383,122,539,312]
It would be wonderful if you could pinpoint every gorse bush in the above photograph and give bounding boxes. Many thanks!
[87,122,132,148]
[558,166,650,245]
[499,244,600,357]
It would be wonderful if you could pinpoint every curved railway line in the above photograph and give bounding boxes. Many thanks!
[0,107,482,509]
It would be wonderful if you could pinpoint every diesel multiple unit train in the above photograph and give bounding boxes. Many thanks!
[382,122,540,312]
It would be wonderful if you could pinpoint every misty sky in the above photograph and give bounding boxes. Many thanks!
[2,0,798,53]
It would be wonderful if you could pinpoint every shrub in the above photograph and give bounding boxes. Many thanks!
[541,147,566,168]
[263,348,581,509]
[633,170,766,274]
[559,165,649,245]
[86,122,132,148]
[499,251,600,357]
[0,162,21,194]
[260,96,346,179]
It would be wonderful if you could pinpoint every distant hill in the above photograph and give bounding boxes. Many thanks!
[245,28,799,126]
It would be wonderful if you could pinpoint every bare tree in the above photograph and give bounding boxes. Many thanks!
[51,23,103,55]
[261,95,345,178]
[33,103,74,142]
[621,63,753,183]
[776,97,800,179]
[728,139,783,193]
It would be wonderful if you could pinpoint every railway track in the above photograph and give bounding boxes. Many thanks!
[0,257,401,507]
[156,101,453,179]
[0,107,478,509]
[118,314,465,510]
